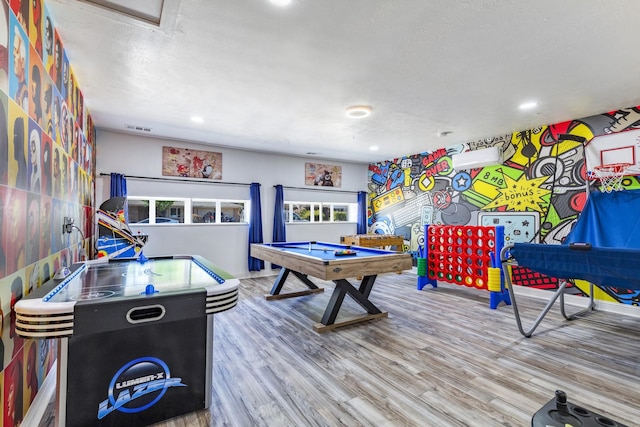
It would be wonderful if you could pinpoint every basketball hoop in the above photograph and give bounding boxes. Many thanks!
[589,163,630,193]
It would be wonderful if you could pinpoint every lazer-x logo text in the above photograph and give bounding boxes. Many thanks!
[97,357,186,420]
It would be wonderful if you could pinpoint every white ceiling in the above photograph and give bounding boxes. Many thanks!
[47,0,640,164]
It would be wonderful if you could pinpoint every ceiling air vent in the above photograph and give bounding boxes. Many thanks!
[78,0,179,28]
[125,124,152,132]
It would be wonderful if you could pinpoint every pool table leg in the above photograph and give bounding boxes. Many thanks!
[266,268,325,301]
[314,275,387,333]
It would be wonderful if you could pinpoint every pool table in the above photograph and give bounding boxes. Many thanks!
[250,241,412,332]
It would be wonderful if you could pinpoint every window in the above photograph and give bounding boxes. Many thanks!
[285,202,356,223]
[128,197,248,225]
[192,200,217,223]
[221,201,245,223]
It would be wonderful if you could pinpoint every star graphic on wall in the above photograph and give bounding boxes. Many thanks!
[483,174,551,212]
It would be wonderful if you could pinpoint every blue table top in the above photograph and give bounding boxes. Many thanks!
[266,241,396,261]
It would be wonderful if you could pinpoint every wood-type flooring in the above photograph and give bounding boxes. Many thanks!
[40,272,640,426]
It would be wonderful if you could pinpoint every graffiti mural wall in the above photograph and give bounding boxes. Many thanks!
[368,107,640,306]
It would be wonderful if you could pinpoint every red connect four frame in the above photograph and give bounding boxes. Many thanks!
[416,225,511,309]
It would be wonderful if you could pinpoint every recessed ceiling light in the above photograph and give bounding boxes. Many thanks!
[369,146,379,151]
[345,105,372,119]
[269,0,292,6]
[519,101,538,110]
[191,116,204,123]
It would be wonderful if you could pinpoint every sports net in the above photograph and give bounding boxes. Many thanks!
[590,163,629,193]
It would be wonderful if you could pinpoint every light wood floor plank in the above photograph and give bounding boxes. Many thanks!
[38,272,640,427]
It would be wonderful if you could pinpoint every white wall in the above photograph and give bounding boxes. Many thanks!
[96,131,369,277]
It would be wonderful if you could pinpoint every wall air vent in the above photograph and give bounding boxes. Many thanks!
[451,146,503,170]
[125,124,152,132]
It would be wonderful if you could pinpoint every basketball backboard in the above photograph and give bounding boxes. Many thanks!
[585,128,640,175]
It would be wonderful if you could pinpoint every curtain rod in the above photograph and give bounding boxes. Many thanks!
[99,173,251,187]
[275,185,361,194]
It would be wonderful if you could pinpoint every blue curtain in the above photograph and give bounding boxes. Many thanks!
[110,173,127,197]
[271,185,286,269]
[110,173,128,221]
[248,182,264,271]
[357,191,367,234]
[273,185,286,243]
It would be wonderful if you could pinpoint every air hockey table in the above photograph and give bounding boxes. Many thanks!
[14,255,240,427]
[250,241,412,332]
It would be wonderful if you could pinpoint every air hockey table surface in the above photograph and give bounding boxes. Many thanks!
[17,254,239,316]
[15,254,240,427]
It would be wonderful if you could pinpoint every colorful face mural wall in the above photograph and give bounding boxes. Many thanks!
[368,108,640,306]
[0,0,96,424]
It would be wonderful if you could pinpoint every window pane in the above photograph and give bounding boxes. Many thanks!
[221,202,245,222]
[293,204,310,222]
[333,205,349,222]
[193,201,217,223]
[321,205,330,221]
[312,204,326,222]
[128,199,149,223]
[156,200,184,224]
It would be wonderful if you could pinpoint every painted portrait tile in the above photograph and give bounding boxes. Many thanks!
[69,157,78,202]
[10,0,29,32]
[40,131,51,196]
[8,270,25,357]
[42,3,53,77]
[3,346,24,426]
[28,44,44,128]
[42,70,53,136]
[51,142,60,198]
[0,185,7,277]
[23,338,39,408]
[84,135,92,176]
[70,117,79,163]
[51,27,62,93]
[51,83,61,146]
[0,1,10,92]
[76,87,84,132]
[78,125,86,170]
[60,47,69,102]
[67,65,75,116]
[24,259,39,296]
[29,0,43,58]
[27,118,41,193]
[60,97,71,153]
[2,187,26,275]
[50,251,60,279]
[39,195,51,259]
[8,99,28,191]
[50,198,64,253]
[25,192,39,266]
[8,14,29,111]
[0,92,8,186]
[60,150,68,200]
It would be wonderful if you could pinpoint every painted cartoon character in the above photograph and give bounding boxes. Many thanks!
[201,164,213,178]
[314,170,333,186]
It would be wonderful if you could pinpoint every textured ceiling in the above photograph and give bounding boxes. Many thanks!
[47,0,640,164]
